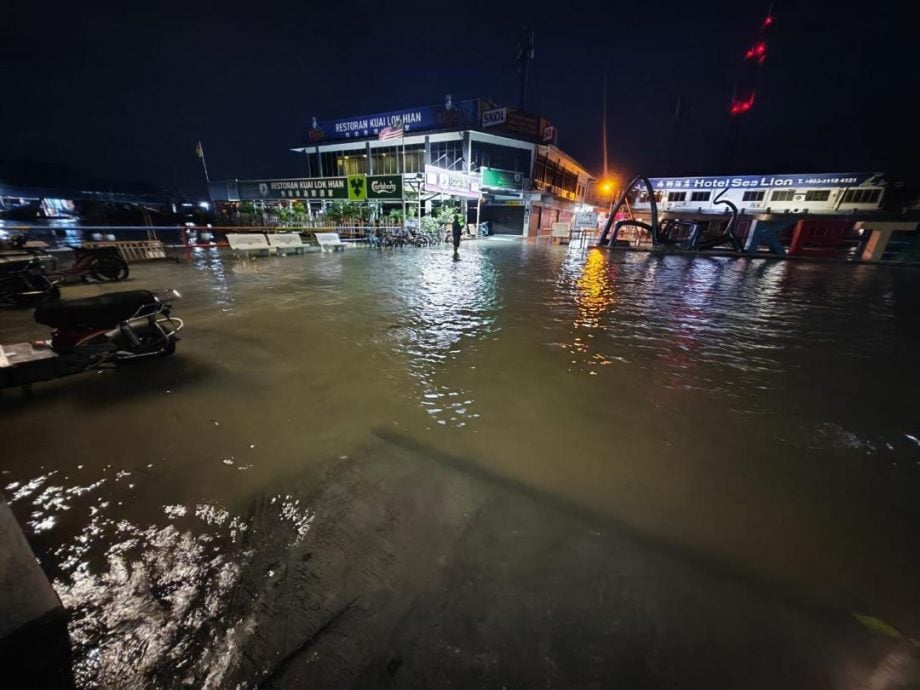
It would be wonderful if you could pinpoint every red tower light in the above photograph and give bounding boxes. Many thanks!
[730,93,756,116]
[745,41,768,65]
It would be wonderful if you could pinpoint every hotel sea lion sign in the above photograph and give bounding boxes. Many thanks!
[650,172,882,190]
[238,175,403,201]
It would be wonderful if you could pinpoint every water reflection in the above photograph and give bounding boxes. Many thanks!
[1,243,919,686]
[393,247,501,428]
[190,248,235,310]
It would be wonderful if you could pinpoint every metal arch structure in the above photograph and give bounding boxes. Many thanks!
[597,176,659,247]
[682,188,744,252]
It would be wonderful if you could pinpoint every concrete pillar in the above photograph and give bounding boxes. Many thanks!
[857,222,917,261]
[424,136,431,167]
[0,493,73,686]
[366,141,372,175]
[316,145,324,177]
[744,220,762,252]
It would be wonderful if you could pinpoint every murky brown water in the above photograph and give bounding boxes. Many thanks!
[2,240,919,687]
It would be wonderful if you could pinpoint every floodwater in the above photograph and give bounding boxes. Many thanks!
[2,240,919,688]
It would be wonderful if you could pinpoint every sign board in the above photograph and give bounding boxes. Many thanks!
[574,211,598,228]
[239,177,349,200]
[424,165,481,199]
[237,175,403,201]
[550,222,572,238]
[366,174,403,200]
[481,168,524,192]
[485,199,524,207]
[307,99,478,143]
[481,107,507,128]
[650,172,884,191]
[346,175,367,201]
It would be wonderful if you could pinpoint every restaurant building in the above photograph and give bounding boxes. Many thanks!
[209,96,595,236]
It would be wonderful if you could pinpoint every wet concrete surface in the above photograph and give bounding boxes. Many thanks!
[1,242,919,688]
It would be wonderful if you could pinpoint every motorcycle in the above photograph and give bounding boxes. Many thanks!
[0,255,61,307]
[0,288,184,393]
[44,245,131,283]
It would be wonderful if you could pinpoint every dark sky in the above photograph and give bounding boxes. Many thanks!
[2,0,915,196]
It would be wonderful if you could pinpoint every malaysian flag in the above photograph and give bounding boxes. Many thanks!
[378,120,404,141]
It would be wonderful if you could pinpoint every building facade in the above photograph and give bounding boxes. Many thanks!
[211,97,594,236]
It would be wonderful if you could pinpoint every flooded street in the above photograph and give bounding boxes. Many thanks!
[2,240,919,688]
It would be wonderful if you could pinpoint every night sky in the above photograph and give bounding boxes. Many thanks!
[2,0,915,196]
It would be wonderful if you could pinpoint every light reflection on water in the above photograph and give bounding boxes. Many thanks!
[1,241,920,685]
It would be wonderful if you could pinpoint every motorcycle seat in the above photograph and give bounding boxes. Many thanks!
[35,290,157,329]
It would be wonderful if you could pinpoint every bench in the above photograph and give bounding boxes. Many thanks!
[315,232,348,252]
[267,233,306,255]
[226,233,271,257]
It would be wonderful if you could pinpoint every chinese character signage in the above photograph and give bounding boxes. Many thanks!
[237,175,404,200]
[307,99,478,143]
[650,173,883,191]
[424,165,481,199]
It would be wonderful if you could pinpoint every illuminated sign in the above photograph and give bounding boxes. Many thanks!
[367,175,403,200]
[481,167,523,192]
[481,107,507,128]
[424,165,481,199]
[650,173,883,191]
[237,175,402,200]
[308,100,478,143]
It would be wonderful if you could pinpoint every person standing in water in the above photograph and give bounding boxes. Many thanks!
[451,214,463,256]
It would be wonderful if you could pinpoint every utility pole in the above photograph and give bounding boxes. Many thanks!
[517,27,535,111]
[602,73,608,180]
[666,95,683,175]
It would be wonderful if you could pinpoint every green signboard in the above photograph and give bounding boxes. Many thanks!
[238,177,348,200]
[237,174,403,201]
[367,175,403,200]
[347,174,367,201]
[481,167,524,192]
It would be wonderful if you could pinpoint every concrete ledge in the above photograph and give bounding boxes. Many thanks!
[0,494,74,687]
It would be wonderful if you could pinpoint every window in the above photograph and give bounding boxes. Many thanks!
[336,156,368,176]
[690,191,711,202]
[668,191,686,202]
[471,142,531,174]
[429,141,464,170]
[771,190,796,202]
[841,189,881,204]
[804,190,830,202]
[742,191,765,201]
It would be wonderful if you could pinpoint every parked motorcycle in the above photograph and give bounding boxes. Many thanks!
[44,246,131,283]
[0,289,184,393]
[0,256,61,307]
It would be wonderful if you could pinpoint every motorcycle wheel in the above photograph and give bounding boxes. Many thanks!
[91,255,130,282]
